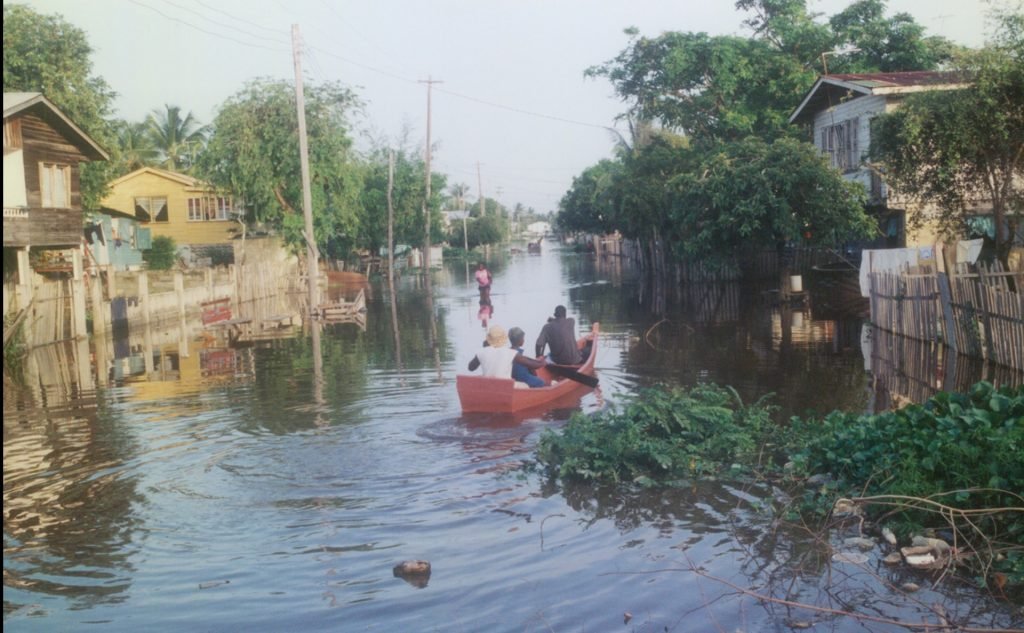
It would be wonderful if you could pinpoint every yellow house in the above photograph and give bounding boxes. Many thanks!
[101,167,241,250]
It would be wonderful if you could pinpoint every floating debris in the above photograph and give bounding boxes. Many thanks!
[623,612,632,624]
[393,560,432,588]
[901,582,921,593]
[882,552,902,565]
[832,498,860,516]
[844,537,876,551]
[882,527,897,546]
[831,551,869,564]
[901,545,938,568]
[199,579,230,590]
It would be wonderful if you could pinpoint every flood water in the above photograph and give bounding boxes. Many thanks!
[4,244,1022,632]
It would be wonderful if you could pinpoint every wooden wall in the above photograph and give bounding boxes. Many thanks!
[101,170,237,246]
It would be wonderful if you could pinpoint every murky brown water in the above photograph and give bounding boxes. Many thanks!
[4,244,1022,631]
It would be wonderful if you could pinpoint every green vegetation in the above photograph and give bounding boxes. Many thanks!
[143,235,177,270]
[196,79,365,261]
[788,381,1023,529]
[3,3,118,209]
[536,384,776,485]
[558,0,971,269]
[535,381,1024,587]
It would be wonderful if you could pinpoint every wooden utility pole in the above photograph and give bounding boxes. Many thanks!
[387,150,396,295]
[419,76,442,272]
[477,162,485,217]
[292,24,318,316]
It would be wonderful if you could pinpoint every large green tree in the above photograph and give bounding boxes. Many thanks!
[589,0,954,145]
[870,11,1024,258]
[197,79,364,259]
[3,3,117,209]
[359,144,445,256]
[668,137,873,262]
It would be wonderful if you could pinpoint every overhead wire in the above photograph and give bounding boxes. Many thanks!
[158,0,290,44]
[127,0,289,52]
[125,0,609,206]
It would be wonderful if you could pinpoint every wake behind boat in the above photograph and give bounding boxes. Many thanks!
[456,323,599,413]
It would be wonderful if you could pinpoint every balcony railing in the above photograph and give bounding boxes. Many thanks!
[3,207,83,248]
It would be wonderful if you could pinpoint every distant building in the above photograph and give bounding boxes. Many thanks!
[526,221,550,237]
[789,71,976,248]
[101,167,244,265]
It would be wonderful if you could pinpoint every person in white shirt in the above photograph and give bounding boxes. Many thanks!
[468,325,547,379]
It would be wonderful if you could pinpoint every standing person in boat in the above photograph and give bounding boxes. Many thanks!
[474,262,492,302]
[535,305,591,365]
[468,325,546,380]
[508,327,545,388]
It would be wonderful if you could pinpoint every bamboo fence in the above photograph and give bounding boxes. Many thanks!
[868,260,1024,371]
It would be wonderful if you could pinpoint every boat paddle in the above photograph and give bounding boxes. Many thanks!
[546,364,599,388]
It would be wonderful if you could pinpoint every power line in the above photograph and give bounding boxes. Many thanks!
[157,0,290,45]
[434,86,612,131]
[127,0,288,52]
[191,0,286,35]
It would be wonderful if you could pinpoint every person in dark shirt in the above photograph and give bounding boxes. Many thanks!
[535,305,584,365]
[508,327,545,388]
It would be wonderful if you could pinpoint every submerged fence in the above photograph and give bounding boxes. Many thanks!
[867,261,1024,371]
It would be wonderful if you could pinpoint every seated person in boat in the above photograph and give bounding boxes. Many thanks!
[468,325,547,383]
[535,305,591,365]
[508,327,545,388]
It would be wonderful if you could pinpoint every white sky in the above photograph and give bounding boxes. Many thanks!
[21,0,1002,213]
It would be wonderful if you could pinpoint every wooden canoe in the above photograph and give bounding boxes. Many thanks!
[457,323,599,413]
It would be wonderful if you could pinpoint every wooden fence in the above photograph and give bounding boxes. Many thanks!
[867,261,1024,371]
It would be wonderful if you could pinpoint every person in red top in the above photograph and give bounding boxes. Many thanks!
[474,262,492,301]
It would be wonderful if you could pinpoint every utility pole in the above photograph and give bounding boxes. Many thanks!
[292,24,318,317]
[419,76,442,272]
[477,161,485,217]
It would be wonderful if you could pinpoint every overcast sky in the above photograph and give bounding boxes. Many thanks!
[22,0,1001,213]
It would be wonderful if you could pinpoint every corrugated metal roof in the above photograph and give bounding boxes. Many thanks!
[823,71,965,89]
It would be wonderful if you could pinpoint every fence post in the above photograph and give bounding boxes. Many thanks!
[936,271,958,355]
[139,271,154,374]
[71,249,87,339]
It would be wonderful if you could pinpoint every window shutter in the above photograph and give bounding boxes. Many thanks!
[136,227,152,250]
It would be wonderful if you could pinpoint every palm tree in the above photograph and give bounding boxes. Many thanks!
[113,120,160,175]
[449,183,470,210]
[146,104,209,172]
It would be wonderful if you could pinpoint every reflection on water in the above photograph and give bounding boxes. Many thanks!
[4,246,1022,631]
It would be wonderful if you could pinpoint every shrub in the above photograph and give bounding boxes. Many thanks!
[144,235,177,270]
[535,384,776,486]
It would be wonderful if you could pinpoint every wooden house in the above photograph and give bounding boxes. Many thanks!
[3,92,109,253]
[101,167,243,264]
[788,72,972,248]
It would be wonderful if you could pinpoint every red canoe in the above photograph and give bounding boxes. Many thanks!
[457,323,599,413]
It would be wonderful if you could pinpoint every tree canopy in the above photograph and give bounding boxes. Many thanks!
[147,104,209,173]
[589,0,957,144]
[197,78,364,260]
[3,3,118,209]
[870,10,1024,257]
[359,144,446,256]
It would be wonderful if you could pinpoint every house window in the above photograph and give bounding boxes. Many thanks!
[40,162,71,207]
[187,196,232,221]
[819,118,859,172]
[135,197,169,222]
